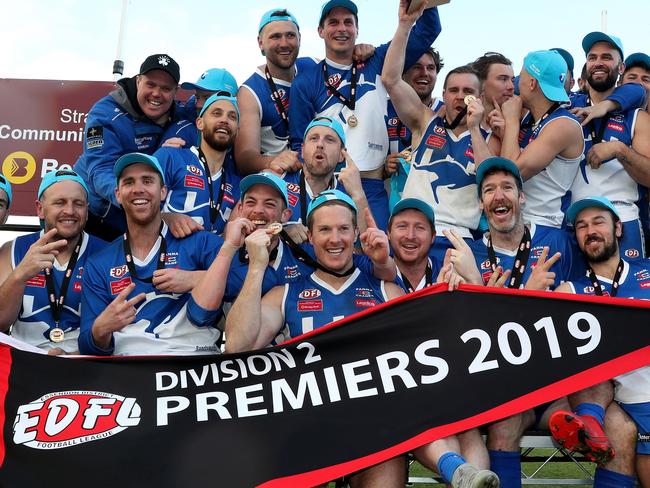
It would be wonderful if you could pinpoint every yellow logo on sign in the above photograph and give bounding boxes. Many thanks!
[2,151,36,184]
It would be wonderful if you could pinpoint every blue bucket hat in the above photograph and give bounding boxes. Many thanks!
[239,172,289,207]
[0,174,12,208]
[566,196,620,225]
[304,116,346,145]
[476,157,523,194]
[582,31,624,60]
[114,153,165,185]
[259,8,299,33]
[180,68,238,96]
[390,197,435,227]
[38,169,89,200]
[523,50,570,102]
[307,189,357,221]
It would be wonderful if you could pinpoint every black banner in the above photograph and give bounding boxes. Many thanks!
[1,285,649,487]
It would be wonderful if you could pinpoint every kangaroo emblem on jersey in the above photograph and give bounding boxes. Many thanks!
[424,158,476,204]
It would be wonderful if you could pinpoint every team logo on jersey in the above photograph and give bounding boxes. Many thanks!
[73,282,82,293]
[425,135,446,149]
[13,391,141,450]
[299,289,321,299]
[286,182,300,193]
[433,126,446,136]
[110,277,132,295]
[355,299,377,308]
[388,117,399,126]
[480,259,492,270]
[606,122,624,133]
[298,300,323,312]
[419,159,476,204]
[110,265,129,278]
[26,274,46,288]
[626,249,641,259]
[187,165,203,176]
[583,285,610,296]
[184,175,205,189]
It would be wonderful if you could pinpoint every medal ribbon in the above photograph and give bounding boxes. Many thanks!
[123,223,167,283]
[400,261,433,293]
[323,61,358,111]
[487,226,532,289]
[264,66,290,133]
[197,147,227,227]
[44,233,84,326]
[587,259,624,297]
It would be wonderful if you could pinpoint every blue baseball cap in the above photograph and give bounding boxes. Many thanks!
[476,157,523,194]
[582,31,624,60]
[180,68,238,96]
[566,196,620,225]
[38,169,89,200]
[259,8,299,33]
[199,94,240,118]
[307,189,357,221]
[390,197,435,227]
[0,174,12,208]
[114,153,165,185]
[303,116,346,145]
[319,0,358,25]
[523,50,570,102]
[551,48,575,73]
[625,52,650,71]
[240,172,289,207]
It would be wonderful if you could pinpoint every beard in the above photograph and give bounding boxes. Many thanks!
[203,127,235,152]
[587,69,618,93]
[584,236,618,263]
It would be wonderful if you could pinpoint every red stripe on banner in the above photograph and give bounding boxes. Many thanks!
[260,345,650,487]
[0,344,13,467]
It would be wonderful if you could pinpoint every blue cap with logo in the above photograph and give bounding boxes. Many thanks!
[319,0,358,25]
[199,93,240,119]
[582,31,624,59]
[114,153,165,185]
[240,172,289,207]
[476,157,523,194]
[551,48,575,73]
[390,197,435,227]
[0,174,12,208]
[303,116,346,145]
[180,68,238,96]
[566,196,621,225]
[259,8,299,33]
[625,52,650,71]
[523,50,570,102]
[307,189,357,220]
[38,169,89,200]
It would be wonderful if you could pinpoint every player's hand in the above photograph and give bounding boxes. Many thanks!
[466,97,485,130]
[384,153,403,176]
[570,101,616,126]
[338,149,364,199]
[14,229,67,282]
[436,260,465,292]
[269,150,301,175]
[442,229,483,285]
[47,347,68,356]
[353,43,376,63]
[153,268,201,294]
[92,283,146,348]
[501,95,523,122]
[485,265,511,288]
[487,97,506,139]
[162,212,204,238]
[223,217,255,251]
[161,137,187,149]
[398,0,426,23]
[360,208,389,265]
[283,223,308,244]
[524,246,560,291]
[586,141,622,169]
[244,229,272,269]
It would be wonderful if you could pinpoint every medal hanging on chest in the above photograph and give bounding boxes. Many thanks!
[323,61,359,128]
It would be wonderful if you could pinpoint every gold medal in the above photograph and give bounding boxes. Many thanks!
[464,95,477,106]
[400,149,412,162]
[267,222,283,235]
[347,114,358,127]
[49,327,65,343]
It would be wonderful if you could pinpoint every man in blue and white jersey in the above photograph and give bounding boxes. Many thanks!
[499,50,585,230]
[0,170,104,353]
[79,153,231,356]
[620,52,650,109]
[570,33,650,259]
[155,93,242,237]
[551,196,649,488]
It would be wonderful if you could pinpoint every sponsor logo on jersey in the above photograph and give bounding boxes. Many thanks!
[425,134,446,149]
[26,274,46,288]
[165,253,178,266]
[355,299,377,308]
[433,126,446,136]
[135,135,156,151]
[187,165,203,176]
[110,277,132,295]
[86,126,104,150]
[298,299,323,312]
[299,289,322,299]
[109,265,129,278]
[464,145,474,159]
[635,269,650,280]
[13,391,141,450]
[288,193,299,207]
[184,175,205,189]
[223,193,235,205]
[481,271,493,283]
[531,247,545,258]
[606,122,624,133]
[284,265,300,279]
[610,114,624,123]
[355,287,373,298]
[639,281,650,289]
[73,282,82,293]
